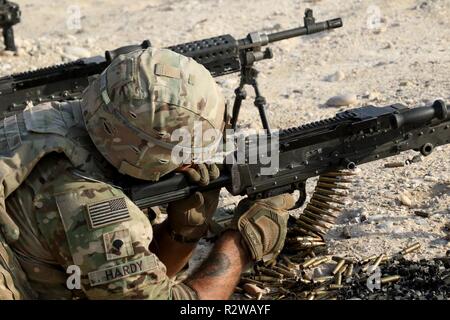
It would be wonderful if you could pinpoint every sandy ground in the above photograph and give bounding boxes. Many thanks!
[1,0,449,271]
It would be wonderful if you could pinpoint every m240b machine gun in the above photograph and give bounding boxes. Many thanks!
[0,0,20,52]
[126,101,450,211]
[0,9,342,131]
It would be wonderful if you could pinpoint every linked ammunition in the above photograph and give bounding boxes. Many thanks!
[401,242,421,255]
[338,263,348,274]
[246,276,283,284]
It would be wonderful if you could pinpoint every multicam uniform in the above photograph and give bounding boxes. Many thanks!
[0,47,225,299]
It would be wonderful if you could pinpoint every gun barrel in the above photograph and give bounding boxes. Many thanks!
[394,100,448,128]
[267,18,343,43]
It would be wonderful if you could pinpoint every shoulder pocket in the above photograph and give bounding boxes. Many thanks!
[23,102,69,136]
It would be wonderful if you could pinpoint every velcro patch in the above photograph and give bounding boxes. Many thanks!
[103,229,134,261]
[154,63,181,79]
[88,255,158,287]
[4,114,22,150]
[86,197,131,229]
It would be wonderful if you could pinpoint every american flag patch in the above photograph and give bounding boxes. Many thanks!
[86,197,131,229]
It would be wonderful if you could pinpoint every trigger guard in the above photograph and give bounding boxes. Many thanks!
[293,182,307,209]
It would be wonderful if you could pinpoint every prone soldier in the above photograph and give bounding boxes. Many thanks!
[0,47,294,299]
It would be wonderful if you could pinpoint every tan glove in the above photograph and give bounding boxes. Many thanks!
[167,163,221,243]
[231,194,295,262]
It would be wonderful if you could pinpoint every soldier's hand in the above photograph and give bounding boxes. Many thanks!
[230,194,295,262]
[167,163,221,243]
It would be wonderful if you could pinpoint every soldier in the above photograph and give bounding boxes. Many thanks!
[0,47,294,299]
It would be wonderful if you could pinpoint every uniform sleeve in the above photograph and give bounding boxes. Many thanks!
[33,171,184,300]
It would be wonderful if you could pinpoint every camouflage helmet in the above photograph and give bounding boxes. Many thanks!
[81,48,226,181]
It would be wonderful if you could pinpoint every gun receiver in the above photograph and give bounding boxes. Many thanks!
[0,8,342,127]
[0,0,20,51]
[125,100,449,210]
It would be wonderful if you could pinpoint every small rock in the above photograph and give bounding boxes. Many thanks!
[325,71,346,82]
[342,226,352,239]
[423,176,438,183]
[62,46,91,59]
[398,192,413,207]
[368,91,381,101]
[242,283,268,297]
[325,94,358,107]
[0,50,16,57]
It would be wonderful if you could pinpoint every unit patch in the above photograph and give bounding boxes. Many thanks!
[86,197,131,229]
[103,229,134,261]
[88,255,158,287]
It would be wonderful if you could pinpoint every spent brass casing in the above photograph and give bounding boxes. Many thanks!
[313,276,334,284]
[271,266,297,278]
[332,259,346,275]
[364,254,384,273]
[307,293,316,300]
[294,236,324,242]
[359,254,377,265]
[373,254,384,268]
[311,257,330,268]
[249,276,283,284]
[335,272,342,286]
[257,266,284,279]
[329,284,344,290]
[384,162,405,168]
[301,257,318,269]
[345,264,354,278]
[401,242,421,255]
[338,263,348,274]
[381,275,401,284]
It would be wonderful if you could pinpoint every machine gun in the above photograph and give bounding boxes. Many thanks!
[0,8,342,131]
[125,100,449,221]
[0,0,20,52]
